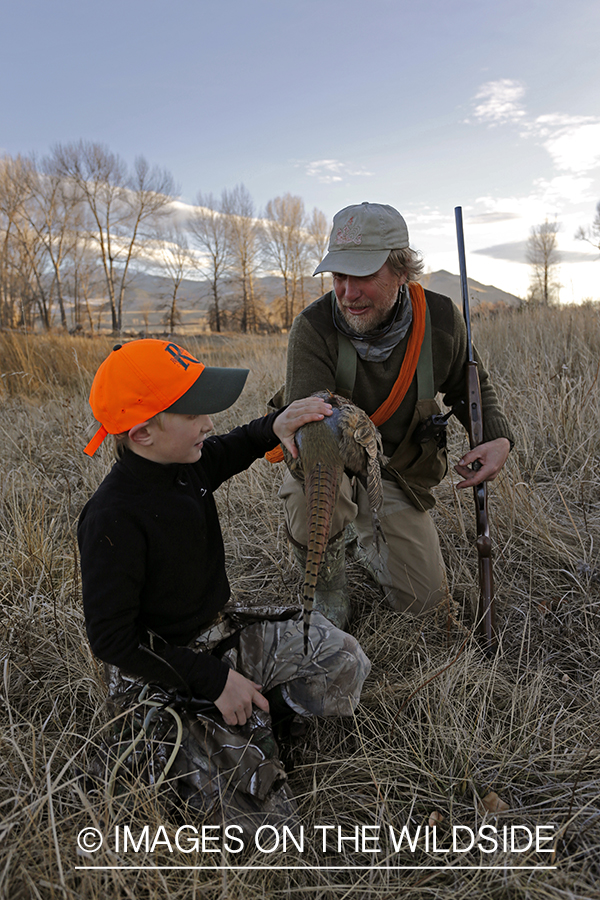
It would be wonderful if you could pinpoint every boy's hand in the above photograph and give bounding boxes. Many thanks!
[273,397,333,459]
[214,669,269,726]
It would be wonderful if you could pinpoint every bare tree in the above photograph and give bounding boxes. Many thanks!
[1,153,94,331]
[576,201,600,255]
[222,184,261,333]
[526,219,561,306]
[52,141,175,332]
[19,154,83,329]
[262,193,309,329]
[14,219,55,329]
[67,230,102,333]
[187,192,230,333]
[0,156,65,330]
[0,155,36,328]
[307,207,331,297]
[155,223,197,334]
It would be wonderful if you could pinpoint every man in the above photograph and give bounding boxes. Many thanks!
[280,202,513,628]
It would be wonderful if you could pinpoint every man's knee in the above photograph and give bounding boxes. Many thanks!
[381,577,447,615]
[367,537,447,615]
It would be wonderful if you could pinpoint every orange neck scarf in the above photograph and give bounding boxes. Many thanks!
[369,281,426,426]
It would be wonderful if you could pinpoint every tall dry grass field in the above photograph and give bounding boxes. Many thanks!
[1,307,599,899]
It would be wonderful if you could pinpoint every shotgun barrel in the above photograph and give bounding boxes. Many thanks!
[454,207,497,654]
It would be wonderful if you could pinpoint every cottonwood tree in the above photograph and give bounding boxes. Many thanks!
[307,206,331,297]
[1,153,84,330]
[576,201,600,254]
[0,155,35,327]
[262,193,309,329]
[222,184,261,333]
[526,219,561,305]
[52,141,175,333]
[0,156,62,330]
[187,192,230,333]
[21,155,82,329]
[7,159,65,331]
[13,217,54,329]
[155,222,197,334]
[67,230,102,332]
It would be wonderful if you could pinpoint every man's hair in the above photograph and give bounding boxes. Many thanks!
[387,247,424,282]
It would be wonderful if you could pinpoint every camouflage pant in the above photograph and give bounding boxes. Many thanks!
[195,604,370,716]
[102,607,370,833]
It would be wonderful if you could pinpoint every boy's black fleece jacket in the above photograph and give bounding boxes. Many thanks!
[77,411,282,703]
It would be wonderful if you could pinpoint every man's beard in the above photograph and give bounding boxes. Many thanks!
[338,304,395,335]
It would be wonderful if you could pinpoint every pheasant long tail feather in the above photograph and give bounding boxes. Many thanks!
[303,461,340,654]
[366,455,385,551]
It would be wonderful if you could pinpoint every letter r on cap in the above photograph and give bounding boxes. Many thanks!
[165,344,201,371]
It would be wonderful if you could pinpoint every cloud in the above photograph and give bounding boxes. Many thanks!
[538,120,600,173]
[468,81,600,179]
[474,240,596,264]
[473,241,528,263]
[468,79,526,126]
[467,211,522,224]
[403,207,454,238]
[474,194,557,223]
[558,249,599,262]
[303,159,373,183]
[534,173,594,205]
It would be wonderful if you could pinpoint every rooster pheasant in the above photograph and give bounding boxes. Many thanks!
[284,391,386,652]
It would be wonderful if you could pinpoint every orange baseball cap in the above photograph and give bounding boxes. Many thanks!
[84,339,249,456]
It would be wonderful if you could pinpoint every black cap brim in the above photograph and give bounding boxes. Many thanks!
[166,366,249,415]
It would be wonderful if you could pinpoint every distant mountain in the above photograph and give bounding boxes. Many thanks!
[101,267,521,333]
[124,268,521,313]
[421,270,521,308]
[125,272,208,309]
[123,271,324,311]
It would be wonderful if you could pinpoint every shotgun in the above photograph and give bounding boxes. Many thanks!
[454,207,497,654]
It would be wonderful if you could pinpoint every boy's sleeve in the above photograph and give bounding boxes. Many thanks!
[199,409,284,490]
[78,503,231,702]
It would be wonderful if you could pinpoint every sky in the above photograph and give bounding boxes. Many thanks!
[1,0,599,301]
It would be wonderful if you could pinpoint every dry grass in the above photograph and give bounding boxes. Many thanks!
[1,309,599,899]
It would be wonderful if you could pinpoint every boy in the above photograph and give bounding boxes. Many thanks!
[78,339,370,827]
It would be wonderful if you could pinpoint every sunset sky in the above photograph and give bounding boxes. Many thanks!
[2,0,599,301]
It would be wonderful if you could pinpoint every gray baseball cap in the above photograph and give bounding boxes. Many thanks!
[314,202,409,277]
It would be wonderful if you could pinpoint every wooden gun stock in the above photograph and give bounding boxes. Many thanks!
[476,493,495,653]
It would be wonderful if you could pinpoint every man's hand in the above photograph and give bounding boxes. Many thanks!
[214,669,270,726]
[454,437,511,489]
[273,397,333,459]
